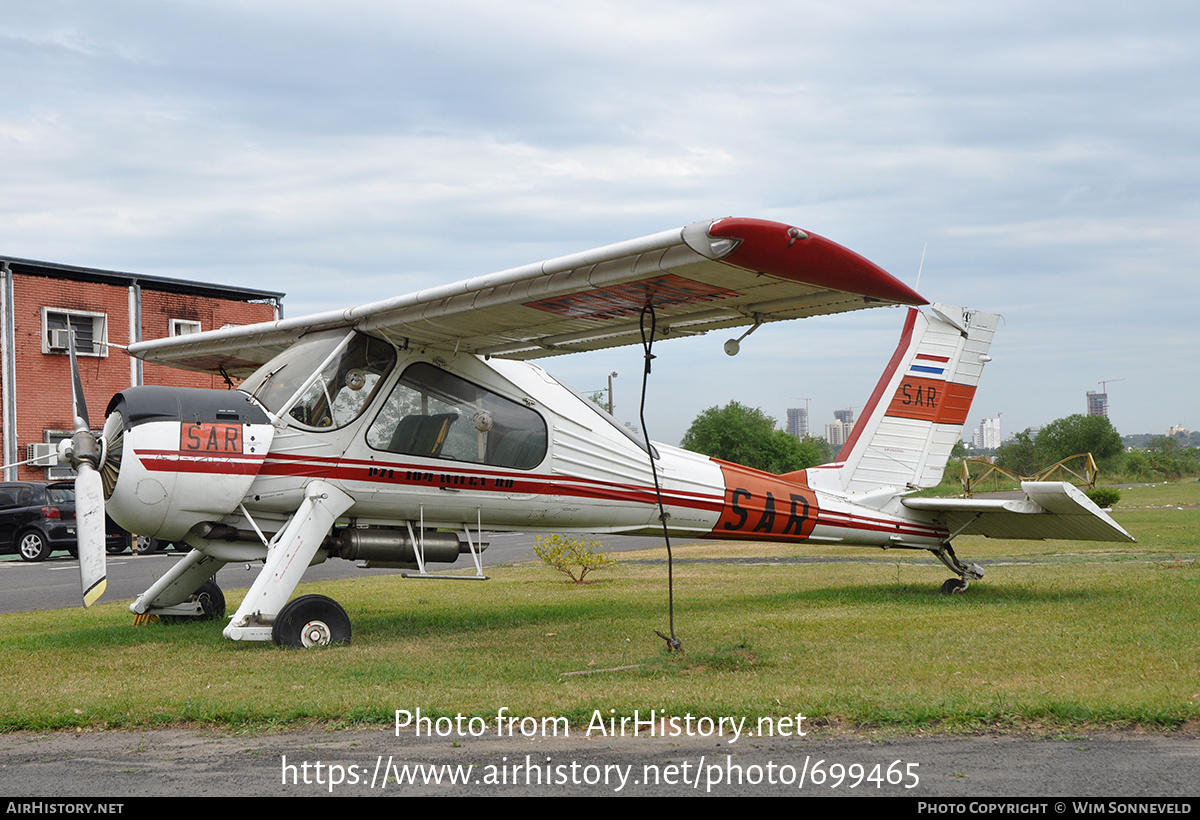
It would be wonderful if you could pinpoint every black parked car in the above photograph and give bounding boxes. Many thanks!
[0,481,130,561]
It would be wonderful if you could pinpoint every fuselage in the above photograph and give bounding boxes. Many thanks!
[100,329,949,562]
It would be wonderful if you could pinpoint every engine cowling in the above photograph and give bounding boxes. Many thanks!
[102,386,275,541]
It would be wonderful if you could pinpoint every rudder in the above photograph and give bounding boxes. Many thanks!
[834,303,998,494]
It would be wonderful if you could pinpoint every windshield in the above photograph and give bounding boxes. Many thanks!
[241,331,396,430]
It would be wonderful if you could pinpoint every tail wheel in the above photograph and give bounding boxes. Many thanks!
[272,594,351,648]
[940,578,968,595]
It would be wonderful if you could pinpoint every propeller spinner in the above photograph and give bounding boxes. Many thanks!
[57,325,108,607]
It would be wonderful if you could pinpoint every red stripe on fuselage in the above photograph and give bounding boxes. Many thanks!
[131,448,945,541]
[133,449,267,475]
[134,448,724,513]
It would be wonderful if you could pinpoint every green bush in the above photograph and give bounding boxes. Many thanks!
[1085,487,1121,508]
[533,534,617,584]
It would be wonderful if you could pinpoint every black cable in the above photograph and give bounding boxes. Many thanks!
[638,304,682,653]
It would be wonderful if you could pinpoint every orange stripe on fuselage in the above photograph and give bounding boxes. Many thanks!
[885,378,975,425]
[710,461,819,542]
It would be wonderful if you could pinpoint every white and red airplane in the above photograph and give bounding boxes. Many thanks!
[57,217,1132,648]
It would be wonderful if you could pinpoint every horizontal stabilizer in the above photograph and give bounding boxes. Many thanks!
[902,481,1134,543]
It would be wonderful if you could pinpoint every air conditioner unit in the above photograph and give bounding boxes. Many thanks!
[26,443,58,467]
[47,328,72,351]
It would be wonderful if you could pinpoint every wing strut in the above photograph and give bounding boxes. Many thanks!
[638,304,683,653]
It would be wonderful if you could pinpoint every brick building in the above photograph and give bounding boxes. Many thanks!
[0,256,284,481]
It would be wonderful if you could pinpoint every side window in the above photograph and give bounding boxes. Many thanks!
[367,363,547,470]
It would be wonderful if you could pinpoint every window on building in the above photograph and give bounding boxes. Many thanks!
[42,309,107,356]
[42,431,76,479]
[170,319,202,337]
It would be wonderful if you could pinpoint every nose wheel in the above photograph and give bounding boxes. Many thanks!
[272,594,352,648]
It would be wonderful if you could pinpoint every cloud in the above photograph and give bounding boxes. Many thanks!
[1,0,1197,439]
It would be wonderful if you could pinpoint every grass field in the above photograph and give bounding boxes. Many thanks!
[1,482,1197,735]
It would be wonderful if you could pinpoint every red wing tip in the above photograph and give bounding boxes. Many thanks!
[708,218,927,306]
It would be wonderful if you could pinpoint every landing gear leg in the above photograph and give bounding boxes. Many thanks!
[223,480,355,644]
[159,580,227,624]
[932,542,984,595]
[129,549,226,621]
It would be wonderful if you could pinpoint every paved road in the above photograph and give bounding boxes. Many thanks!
[0,533,686,615]
[0,726,1196,797]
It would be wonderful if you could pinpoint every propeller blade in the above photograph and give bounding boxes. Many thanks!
[64,321,106,607]
[76,463,107,607]
[67,320,91,431]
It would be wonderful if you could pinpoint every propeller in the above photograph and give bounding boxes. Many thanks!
[57,323,107,607]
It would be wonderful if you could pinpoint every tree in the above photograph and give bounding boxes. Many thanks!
[584,390,610,413]
[1035,414,1123,466]
[995,429,1043,476]
[1142,435,1200,479]
[798,435,833,467]
[680,401,825,473]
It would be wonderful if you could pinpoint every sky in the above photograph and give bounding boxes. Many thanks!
[3,1,1197,448]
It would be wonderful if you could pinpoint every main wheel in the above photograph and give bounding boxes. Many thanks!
[272,594,351,648]
[940,577,968,595]
[18,530,50,562]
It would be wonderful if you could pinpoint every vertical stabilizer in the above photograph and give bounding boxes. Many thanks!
[835,303,998,494]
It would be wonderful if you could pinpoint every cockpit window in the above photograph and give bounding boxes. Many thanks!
[367,362,547,470]
[241,331,396,430]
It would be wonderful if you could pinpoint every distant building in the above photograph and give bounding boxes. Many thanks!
[825,419,854,450]
[786,407,809,439]
[972,417,1002,450]
[1086,390,1108,418]
[833,407,855,425]
[1,255,284,481]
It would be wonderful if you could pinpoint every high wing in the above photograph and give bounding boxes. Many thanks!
[902,481,1135,542]
[127,217,926,377]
